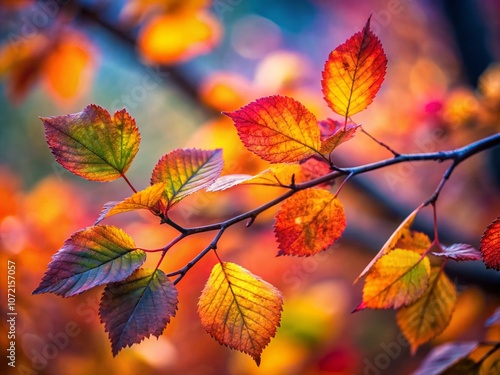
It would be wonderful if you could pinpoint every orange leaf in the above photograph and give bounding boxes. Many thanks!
[354,205,422,283]
[198,262,283,366]
[397,268,457,354]
[355,249,430,311]
[138,11,220,64]
[224,95,321,163]
[95,183,165,224]
[480,217,500,270]
[321,16,387,119]
[274,188,346,256]
[319,119,360,154]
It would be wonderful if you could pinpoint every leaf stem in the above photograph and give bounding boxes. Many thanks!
[120,173,137,193]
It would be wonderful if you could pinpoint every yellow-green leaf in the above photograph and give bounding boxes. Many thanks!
[355,249,430,311]
[198,262,283,366]
[397,268,457,354]
[355,205,422,283]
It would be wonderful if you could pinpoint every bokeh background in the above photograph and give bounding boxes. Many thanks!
[0,0,500,374]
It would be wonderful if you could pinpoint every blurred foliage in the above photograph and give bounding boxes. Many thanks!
[0,0,500,374]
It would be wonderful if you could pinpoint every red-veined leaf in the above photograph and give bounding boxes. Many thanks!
[41,104,140,182]
[33,226,145,297]
[432,243,482,261]
[151,148,223,210]
[413,342,478,375]
[198,262,283,366]
[355,205,423,283]
[224,95,321,163]
[396,268,457,354]
[274,188,346,256]
[321,16,387,119]
[99,268,178,356]
[318,119,360,154]
[354,249,430,311]
[480,217,500,270]
[95,183,165,224]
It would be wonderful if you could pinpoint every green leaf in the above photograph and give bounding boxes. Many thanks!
[41,104,140,182]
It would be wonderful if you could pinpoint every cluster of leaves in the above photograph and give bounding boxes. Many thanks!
[34,17,500,368]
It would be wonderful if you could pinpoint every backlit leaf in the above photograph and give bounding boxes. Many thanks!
[355,205,422,283]
[151,148,223,210]
[318,119,360,154]
[99,268,178,356]
[224,95,321,163]
[480,217,500,270]
[413,342,478,375]
[394,230,432,255]
[321,16,387,118]
[396,268,457,354]
[432,243,482,261]
[95,183,165,224]
[274,188,346,256]
[354,249,430,311]
[33,226,145,297]
[41,104,140,182]
[198,262,283,366]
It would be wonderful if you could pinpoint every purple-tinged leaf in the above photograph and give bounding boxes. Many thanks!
[33,226,145,297]
[413,342,478,375]
[99,268,178,356]
[486,307,500,327]
[432,243,482,261]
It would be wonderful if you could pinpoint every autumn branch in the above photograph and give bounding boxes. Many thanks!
[161,132,500,279]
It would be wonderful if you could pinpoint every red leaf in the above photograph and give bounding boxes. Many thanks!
[224,95,321,163]
[480,217,500,270]
[99,268,178,356]
[321,16,387,118]
[432,243,482,261]
[318,119,361,154]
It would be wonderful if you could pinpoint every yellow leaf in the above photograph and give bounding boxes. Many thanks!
[198,262,283,366]
[95,183,165,224]
[394,230,432,255]
[355,205,422,283]
[355,249,430,311]
[397,268,457,354]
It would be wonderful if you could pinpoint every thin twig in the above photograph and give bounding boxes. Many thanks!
[361,127,401,156]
